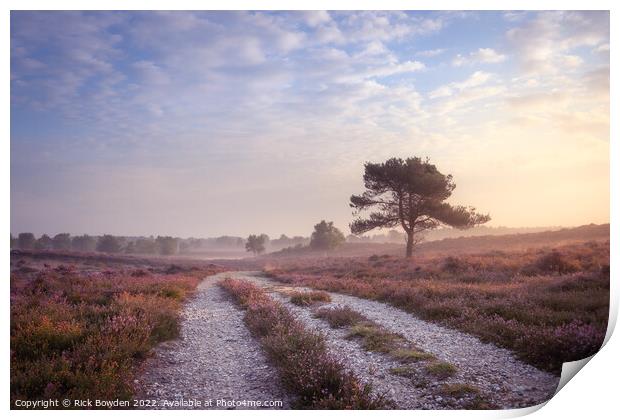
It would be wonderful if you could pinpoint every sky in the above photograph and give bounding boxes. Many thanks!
[10,10,610,238]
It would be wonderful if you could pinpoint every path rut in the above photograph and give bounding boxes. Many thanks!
[136,276,292,409]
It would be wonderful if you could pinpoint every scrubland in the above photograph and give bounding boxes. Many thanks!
[10,256,224,407]
[265,241,609,373]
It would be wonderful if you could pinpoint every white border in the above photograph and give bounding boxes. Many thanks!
[3,1,617,420]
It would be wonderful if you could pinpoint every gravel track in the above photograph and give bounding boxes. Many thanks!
[137,271,560,410]
[231,271,560,409]
[135,275,292,409]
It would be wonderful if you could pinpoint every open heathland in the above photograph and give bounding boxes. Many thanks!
[10,255,224,407]
[264,240,609,373]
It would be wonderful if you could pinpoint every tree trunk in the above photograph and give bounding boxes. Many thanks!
[406,231,414,258]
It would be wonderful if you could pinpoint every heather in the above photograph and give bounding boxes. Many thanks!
[265,241,609,373]
[289,290,332,306]
[10,264,219,407]
[218,278,387,409]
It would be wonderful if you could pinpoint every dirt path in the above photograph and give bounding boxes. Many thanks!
[228,271,560,409]
[135,275,292,409]
[137,271,559,410]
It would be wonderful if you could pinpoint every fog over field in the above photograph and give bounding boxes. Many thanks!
[10,11,609,238]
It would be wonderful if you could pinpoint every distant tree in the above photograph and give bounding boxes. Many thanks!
[156,236,178,255]
[52,233,72,250]
[124,241,136,254]
[17,233,36,250]
[310,220,345,251]
[10,235,16,249]
[35,234,53,250]
[215,235,245,248]
[245,234,269,255]
[97,235,122,253]
[387,229,406,243]
[71,235,97,252]
[179,241,191,253]
[134,237,157,254]
[350,157,490,258]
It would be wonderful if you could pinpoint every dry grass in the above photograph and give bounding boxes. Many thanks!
[314,306,366,328]
[440,383,480,398]
[425,362,458,379]
[289,290,332,306]
[346,322,407,353]
[390,348,435,362]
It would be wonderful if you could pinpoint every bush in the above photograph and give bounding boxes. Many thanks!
[531,251,580,275]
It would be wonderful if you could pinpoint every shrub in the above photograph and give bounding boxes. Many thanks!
[529,251,580,275]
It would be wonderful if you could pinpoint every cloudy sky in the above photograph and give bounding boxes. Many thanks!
[10,11,609,237]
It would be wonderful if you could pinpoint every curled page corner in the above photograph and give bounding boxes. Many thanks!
[554,355,595,395]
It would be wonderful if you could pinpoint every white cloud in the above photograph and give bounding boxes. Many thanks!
[132,60,170,85]
[301,11,331,27]
[429,71,493,99]
[429,85,453,99]
[452,48,506,66]
[416,48,445,57]
[559,54,583,68]
[506,11,608,74]
[593,43,609,53]
[454,71,493,90]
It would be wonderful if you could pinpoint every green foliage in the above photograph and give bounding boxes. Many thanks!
[349,157,490,257]
[71,235,96,252]
[52,233,72,250]
[245,233,269,255]
[156,236,178,255]
[17,233,36,250]
[310,220,345,251]
[35,234,53,251]
[96,235,122,253]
